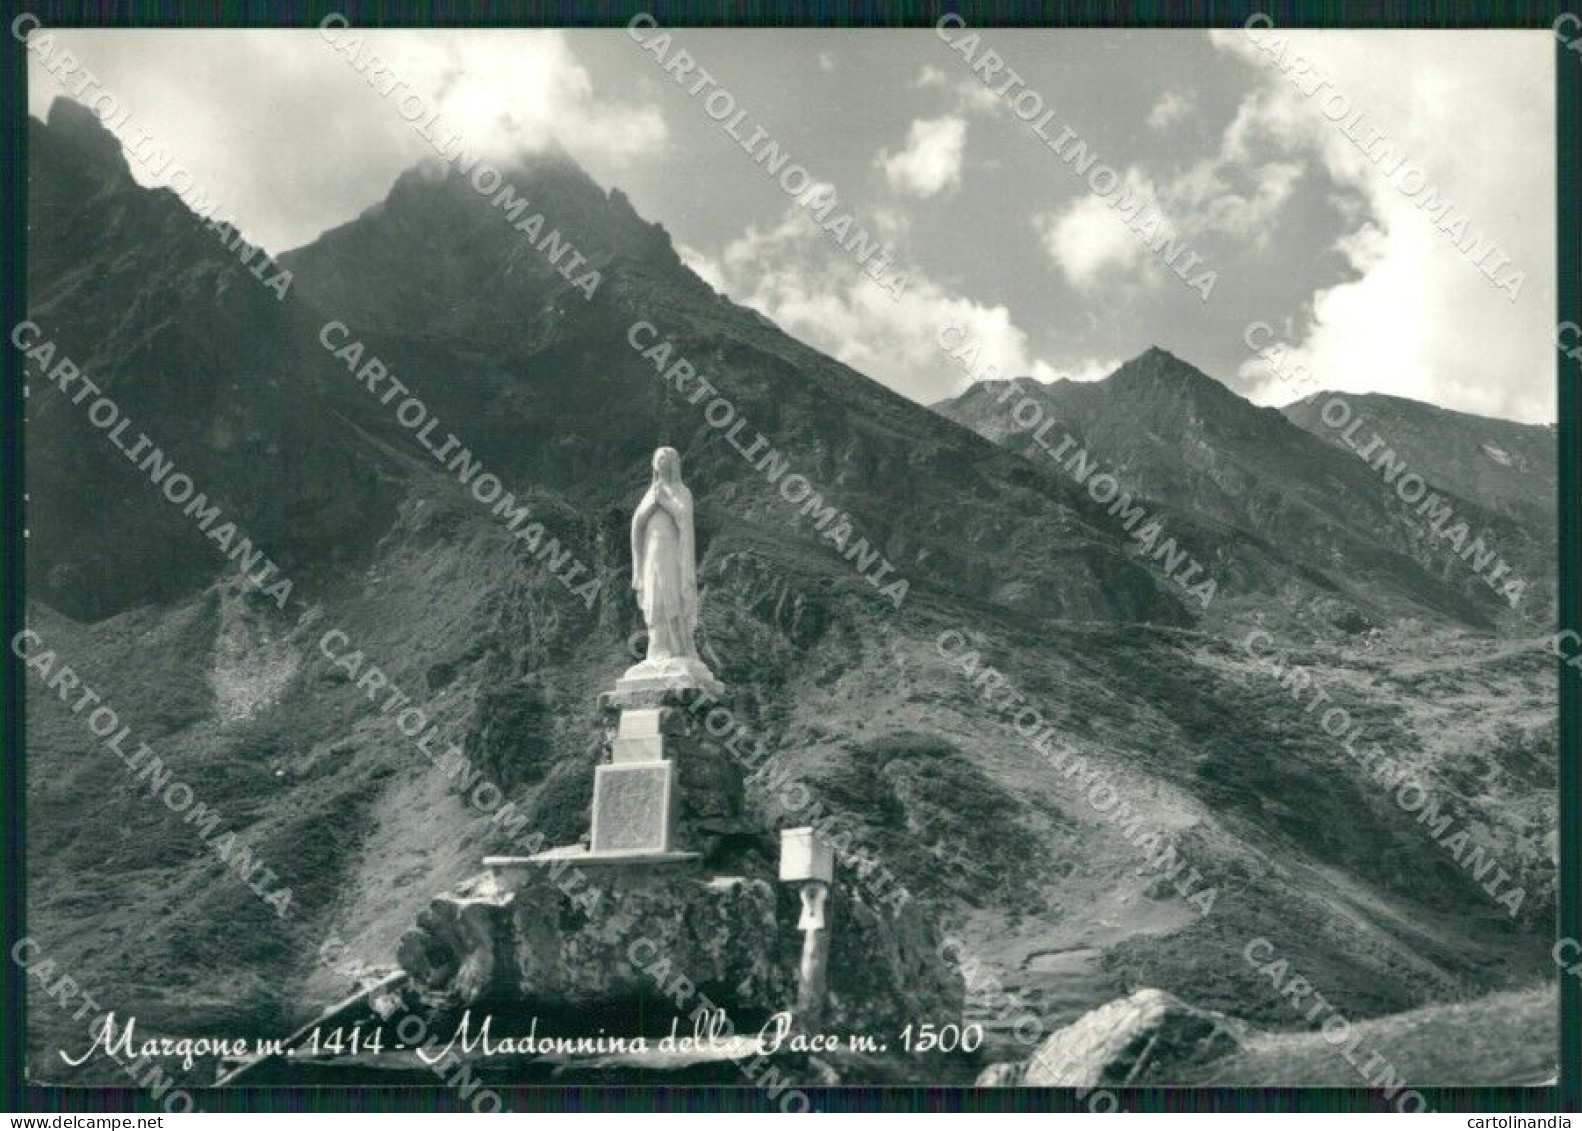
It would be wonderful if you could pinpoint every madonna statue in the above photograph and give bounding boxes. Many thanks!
[621,447,722,693]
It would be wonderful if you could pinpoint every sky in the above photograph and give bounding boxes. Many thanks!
[27,26,1557,422]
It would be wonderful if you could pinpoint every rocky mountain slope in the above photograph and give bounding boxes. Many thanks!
[935,355,1554,634]
[25,100,402,622]
[22,97,1558,1085]
[1282,390,1557,530]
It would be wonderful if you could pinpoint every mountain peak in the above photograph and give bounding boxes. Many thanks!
[40,96,127,174]
[278,139,692,338]
[368,143,678,268]
[397,139,586,190]
[1107,345,1236,402]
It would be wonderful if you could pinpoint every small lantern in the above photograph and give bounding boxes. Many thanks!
[778,827,834,884]
[798,884,829,931]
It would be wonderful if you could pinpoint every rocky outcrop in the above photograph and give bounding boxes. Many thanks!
[398,860,963,1039]
[396,874,519,1003]
[977,988,1243,1086]
[817,880,965,1036]
[508,863,787,1017]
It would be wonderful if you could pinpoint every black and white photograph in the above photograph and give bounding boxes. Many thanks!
[4,6,1580,1119]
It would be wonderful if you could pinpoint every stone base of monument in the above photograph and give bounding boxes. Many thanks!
[396,862,965,1046]
[614,654,724,698]
[580,684,748,862]
[487,848,701,871]
[588,756,680,855]
[376,660,965,1083]
[399,865,794,1015]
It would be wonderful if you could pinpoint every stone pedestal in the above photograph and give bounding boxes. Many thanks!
[590,760,676,854]
[615,654,723,698]
[409,666,965,1058]
[511,673,744,869]
[611,708,665,763]
[596,686,747,860]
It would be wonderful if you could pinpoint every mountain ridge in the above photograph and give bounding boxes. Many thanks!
[1281,389,1556,531]
[933,349,1554,631]
[935,351,1551,430]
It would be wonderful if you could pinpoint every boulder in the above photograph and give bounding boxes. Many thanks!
[977,988,1243,1086]
[396,878,516,1002]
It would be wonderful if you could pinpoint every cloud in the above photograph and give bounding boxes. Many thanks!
[1033,145,1303,290]
[878,115,967,198]
[913,63,999,114]
[690,199,1058,404]
[1050,357,1124,383]
[677,242,726,292]
[1147,89,1195,131]
[1214,28,1555,422]
[1031,66,1315,291]
[868,203,911,243]
[1036,183,1148,287]
[354,32,666,163]
[952,83,1003,114]
[1166,153,1304,244]
[27,29,667,253]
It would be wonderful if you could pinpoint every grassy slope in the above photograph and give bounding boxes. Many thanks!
[765,603,1554,1028]
[24,469,1557,1084]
